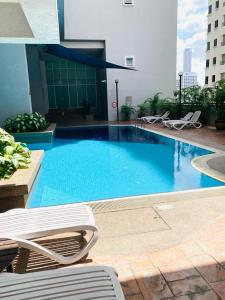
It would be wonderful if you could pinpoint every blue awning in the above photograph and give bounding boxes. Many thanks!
[47,44,134,70]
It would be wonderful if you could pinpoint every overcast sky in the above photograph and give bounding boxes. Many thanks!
[177,0,208,85]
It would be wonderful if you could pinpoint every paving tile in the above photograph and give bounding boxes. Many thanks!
[125,295,144,300]
[149,247,185,267]
[189,254,225,283]
[133,267,173,300]
[211,281,225,299]
[167,276,211,297]
[212,252,225,267]
[130,257,154,272]
[159,259,199,282]
[179,241,204,258]
[197,239,225,256]
[114,263,140,297]
[165,290,220,299]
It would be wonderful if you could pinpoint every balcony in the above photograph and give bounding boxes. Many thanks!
[222,22,225,27]
[221,41,225,46]
[220,61,225,65]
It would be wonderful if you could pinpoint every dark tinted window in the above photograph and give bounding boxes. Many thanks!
[205,76,209,84]
[208,24,211,32]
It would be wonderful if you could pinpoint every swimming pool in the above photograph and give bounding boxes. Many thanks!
[28,126,224,208]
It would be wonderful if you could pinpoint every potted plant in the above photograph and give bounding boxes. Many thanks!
[120,104,135,121]
[215,80,225,130]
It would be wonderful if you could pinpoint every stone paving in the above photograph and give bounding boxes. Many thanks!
[73,215,225,299]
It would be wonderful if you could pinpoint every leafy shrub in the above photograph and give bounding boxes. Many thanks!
[0,128,31,179]
[136,103,150,117]
[4,112,48,133]
[120,104,136,121]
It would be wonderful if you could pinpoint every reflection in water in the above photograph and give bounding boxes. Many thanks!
[28,126,224,208]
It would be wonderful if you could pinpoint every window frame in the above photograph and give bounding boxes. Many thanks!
[208,24,211,33]
[125,56,135,68]
[215,20,219,28]
[123,0,134,6]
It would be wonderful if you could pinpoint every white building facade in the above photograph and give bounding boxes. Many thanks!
[63,0,177,121]
[205,0,225,86]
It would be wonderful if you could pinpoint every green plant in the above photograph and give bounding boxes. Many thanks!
[215,80,225,120]
[0,128,31,179]
[136,103,149,117]
[120,104,136,121]
[156,98,179,117]
[144,93,162,115]
[4,112,48,133]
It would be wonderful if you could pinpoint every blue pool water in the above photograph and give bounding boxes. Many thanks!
[28,126,224,208]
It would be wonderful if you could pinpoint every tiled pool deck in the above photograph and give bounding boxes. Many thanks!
[15,124,225,299]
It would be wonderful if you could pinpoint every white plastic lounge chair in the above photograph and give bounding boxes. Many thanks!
[0,204,98,265]
[0,264,125,300]
[171,111,202,130]
[162,112,193,128]
[143,111,170,124]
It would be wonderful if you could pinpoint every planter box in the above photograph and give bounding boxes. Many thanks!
[12,123,56,144]
[0,150,44,212]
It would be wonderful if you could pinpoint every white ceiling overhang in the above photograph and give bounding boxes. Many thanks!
[0,0,60,44]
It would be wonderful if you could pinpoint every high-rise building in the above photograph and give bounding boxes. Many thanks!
[205,0,225,86]
[183,48,192,73]
[177,48,198,89]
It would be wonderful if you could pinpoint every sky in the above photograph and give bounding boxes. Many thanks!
[177,0,208,85]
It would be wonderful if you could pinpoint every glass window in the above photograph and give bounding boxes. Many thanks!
[212,75,216,82]
[205,76,209,84]
[125,56,135,67]
[216,1,219,9]
[206,59,210,67]
[215,20,219,28]
[214,38,218,47]
[208,24,211,32]
[208,4,212,13]
[213,57,217,65]
[207,41,210,50]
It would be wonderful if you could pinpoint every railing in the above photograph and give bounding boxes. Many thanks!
[221,42,225,46]
[222,22,225,27]
[220,61,225,65]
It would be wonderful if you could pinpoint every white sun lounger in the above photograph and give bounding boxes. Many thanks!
[0,204,98,265]
[171,111,202,130]
[142,111,170,124]
[162,112,193,128]
[0,266,125,300]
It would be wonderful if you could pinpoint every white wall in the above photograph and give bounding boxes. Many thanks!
[0,0,60,44]
[64,0,177,120]
[0,44,32,126]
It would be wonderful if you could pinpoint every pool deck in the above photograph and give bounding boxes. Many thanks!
[15,124,225,299]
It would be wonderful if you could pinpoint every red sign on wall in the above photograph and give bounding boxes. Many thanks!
[112,101,117,108]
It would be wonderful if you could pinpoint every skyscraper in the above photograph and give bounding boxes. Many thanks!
[183,48,192,73]
[176,48,198,89]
